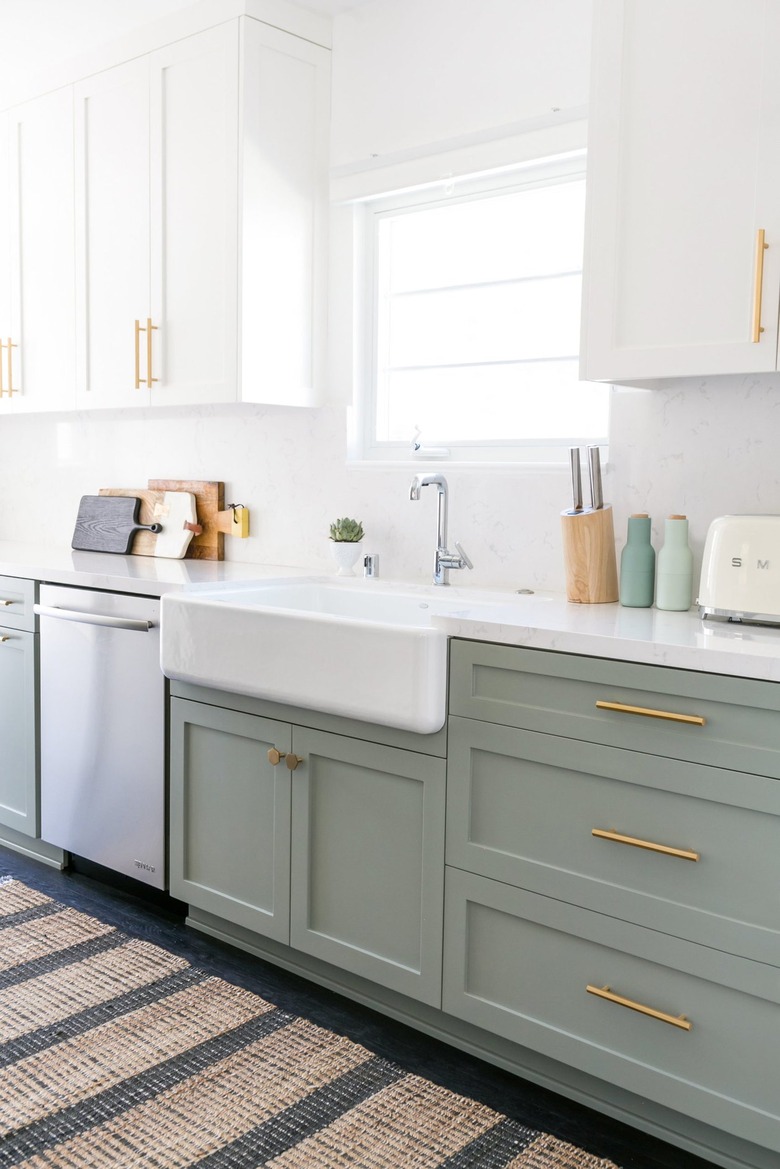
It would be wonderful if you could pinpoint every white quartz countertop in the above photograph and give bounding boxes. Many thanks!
[1,541,779,683]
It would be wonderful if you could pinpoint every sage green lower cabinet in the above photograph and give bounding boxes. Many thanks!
[442,867,780,1155]
[0,624,38,837]
[169,699,292,942]
[289,727,445,1006]
[169,694,446,1006]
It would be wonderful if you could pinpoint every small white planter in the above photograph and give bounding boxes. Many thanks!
[330,540,363,577]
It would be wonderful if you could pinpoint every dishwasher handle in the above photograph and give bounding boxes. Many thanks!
[33,603,154,632]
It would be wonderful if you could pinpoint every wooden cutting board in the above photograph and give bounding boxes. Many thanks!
[98,489,198,558]
[72,496,162,554]
[148,479,225,560]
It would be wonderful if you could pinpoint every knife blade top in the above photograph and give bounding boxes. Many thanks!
[588,445,603,510]
[569,447,583,512]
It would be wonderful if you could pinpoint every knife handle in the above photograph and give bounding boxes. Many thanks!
[588,446,604,510]
[570,448,583,512]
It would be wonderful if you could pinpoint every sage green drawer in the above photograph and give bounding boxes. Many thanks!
[446,716,780,966]
[443,867,780,1155]
[449,640,780,778]
[0,576,36,632]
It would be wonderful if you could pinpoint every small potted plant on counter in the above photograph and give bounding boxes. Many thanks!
[329,516,365,576]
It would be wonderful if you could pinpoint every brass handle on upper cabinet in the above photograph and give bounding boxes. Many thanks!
[587,984,692,1031]
[752,228,768,343]
[595,700,705,727]
[285,753,303,772]
[0,336,18,395]
[134,319,158,389]
[592,828,700,862]
[267,748,286,766]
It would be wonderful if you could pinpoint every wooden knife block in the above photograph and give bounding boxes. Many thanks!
[561,505,619,604]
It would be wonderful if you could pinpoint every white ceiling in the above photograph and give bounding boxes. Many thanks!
[0,0,374,108]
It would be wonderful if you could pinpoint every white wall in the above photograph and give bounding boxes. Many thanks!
[0,0,778,593]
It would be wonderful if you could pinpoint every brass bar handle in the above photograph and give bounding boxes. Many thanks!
[134,320,142,389]
[0,599,13,606]
[595,700,705,727]
[587,984,692,1031]
[0,636,9,644]
[6,339,17,395]
[592,828,700,862]
[145,317,158,388]
[752,228,768,343]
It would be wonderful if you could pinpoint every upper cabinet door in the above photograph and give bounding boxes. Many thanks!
[7,88,76,413]
[75,58,152,409]
[582,0,780,382]
[149,22,240,406]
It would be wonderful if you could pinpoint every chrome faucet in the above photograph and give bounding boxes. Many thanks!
[409,473,473,586]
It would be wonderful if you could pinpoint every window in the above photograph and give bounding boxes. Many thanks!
[350,153,609,464]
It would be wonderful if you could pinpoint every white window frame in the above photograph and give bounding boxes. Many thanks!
[347,149,608,467]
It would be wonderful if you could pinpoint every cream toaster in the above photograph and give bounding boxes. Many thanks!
[698,515,780,624]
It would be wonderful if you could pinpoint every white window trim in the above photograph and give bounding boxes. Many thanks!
[344,148,608,467]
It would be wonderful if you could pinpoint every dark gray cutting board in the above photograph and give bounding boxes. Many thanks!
[72,495,161,554]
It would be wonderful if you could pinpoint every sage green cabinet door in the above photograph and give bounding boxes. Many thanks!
[169,698,292,942]
[289,728,446,1006]
[0,627,38,836]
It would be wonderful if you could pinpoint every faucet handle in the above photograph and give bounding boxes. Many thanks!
[454,541,473,570]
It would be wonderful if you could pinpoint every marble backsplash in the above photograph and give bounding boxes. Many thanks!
[1,372,778,595]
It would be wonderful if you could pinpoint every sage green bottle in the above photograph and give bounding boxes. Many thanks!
[656,514,693,611]
[619,513,655,607]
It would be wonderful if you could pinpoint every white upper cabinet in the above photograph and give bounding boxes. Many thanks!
[0,89,76,413]
[74,16,329,411]
[581,0,780,382]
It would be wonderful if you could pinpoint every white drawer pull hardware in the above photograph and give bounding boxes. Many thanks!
[592,828,699,862]
[587,984,692,1031]
[596,700,705,727]
[752,227,768,342]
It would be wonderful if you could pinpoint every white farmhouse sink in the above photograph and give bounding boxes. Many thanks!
[161,577,504,733]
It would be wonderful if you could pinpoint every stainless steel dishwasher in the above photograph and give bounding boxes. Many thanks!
[35,584,166,889]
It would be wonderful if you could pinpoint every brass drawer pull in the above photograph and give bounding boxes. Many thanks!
[0,636,9,643]
[752,227,768,343]
[592,828,699,862]
[0,599,13,606]
[587,984,692,1031]
[596,700,705,727]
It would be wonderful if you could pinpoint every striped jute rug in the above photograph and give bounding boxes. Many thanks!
[0,877,620,1168]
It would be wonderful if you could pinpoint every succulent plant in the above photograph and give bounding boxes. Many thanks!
[329,516,365,543]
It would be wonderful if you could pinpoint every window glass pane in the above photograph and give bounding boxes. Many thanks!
[380,362,609,443]
[387,275,581,367]
[384,180,586,292]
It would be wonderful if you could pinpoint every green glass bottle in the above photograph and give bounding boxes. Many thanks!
[656,515,694,611]
[619,513,655,607]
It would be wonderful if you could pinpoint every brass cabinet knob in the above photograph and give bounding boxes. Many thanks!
[285,753,303,772]
[267,748,285,766]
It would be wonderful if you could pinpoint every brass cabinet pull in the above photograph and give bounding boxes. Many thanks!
[135,319,158,389]
[0,599,13,606]
[0,636,9,643]
[595,700,705,727]
[592,828,699,862]
[752,228,769,343]
[267,748,303,771]
[1,338,18,396]
[587,984,691,1030]
[285,753,303,772]
[267,748,286,766]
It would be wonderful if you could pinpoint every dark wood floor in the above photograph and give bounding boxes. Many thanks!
[0,845,719,1169]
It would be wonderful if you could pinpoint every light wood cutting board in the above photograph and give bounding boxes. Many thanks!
[148,479,225,560]
[98,489,198,558]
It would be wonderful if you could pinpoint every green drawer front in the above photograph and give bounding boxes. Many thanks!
[446,716,780,966]
[0,576,36,632]
[449,640,780,778]
[443,868,780,1155]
